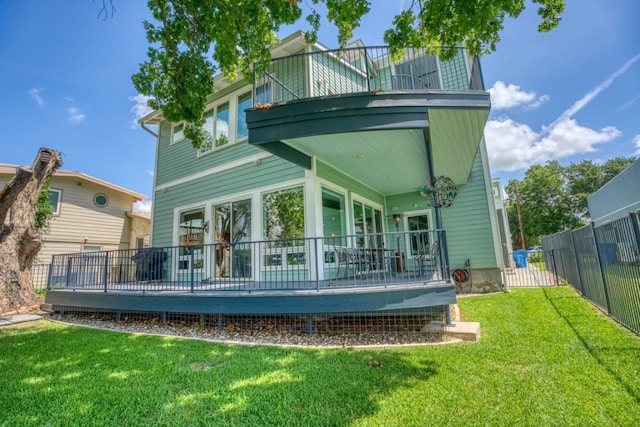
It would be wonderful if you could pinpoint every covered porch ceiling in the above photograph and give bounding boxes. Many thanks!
[247,92,490,196]
[285,129,428,196]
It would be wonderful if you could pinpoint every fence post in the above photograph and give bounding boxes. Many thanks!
[591,222,613,315]
[570,230,585,294]
[630,212,640,258]
[364,47,371,92]
[550,249,559,286]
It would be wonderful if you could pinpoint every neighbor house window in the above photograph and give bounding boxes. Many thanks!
[199,102,230,154]
[236,92,252,141]
[93,193,109,207]
[48,189,62,215]
[171,122,185,144]
[263,186,304,246]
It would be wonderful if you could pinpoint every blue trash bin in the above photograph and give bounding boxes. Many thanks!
[514,250,528,268]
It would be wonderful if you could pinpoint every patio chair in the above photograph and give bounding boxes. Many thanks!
[334,246,361,278]
[415,241,439,278]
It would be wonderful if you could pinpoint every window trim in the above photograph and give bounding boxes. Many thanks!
[48,188,62,215]
[402,209,433,259]
[170,122,185,145]
[93,193,109,208]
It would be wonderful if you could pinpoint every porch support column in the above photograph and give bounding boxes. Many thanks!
[424,132,451,282]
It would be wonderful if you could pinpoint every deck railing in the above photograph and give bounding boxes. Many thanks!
[253,45,480,106]
[47,230,449,293]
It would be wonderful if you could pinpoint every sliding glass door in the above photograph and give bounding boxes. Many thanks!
[213,199,251,278]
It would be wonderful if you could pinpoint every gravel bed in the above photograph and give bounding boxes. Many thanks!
[45,312,456,348]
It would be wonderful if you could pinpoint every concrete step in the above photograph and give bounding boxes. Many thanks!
[422,321,481,341]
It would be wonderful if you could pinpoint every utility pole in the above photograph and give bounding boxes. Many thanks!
[514,183,526,250]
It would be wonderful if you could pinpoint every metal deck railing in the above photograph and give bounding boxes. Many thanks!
[47,230,449,293]
[253,45,482,106]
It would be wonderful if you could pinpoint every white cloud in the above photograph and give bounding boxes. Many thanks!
[28,88,44,106]
[486,55,640,173]
[134,199,152,213]
[130,93,154,128]
[634,134,640,155]
[486,118,621,172]
[67,107,86,124]
[488,81,548,110]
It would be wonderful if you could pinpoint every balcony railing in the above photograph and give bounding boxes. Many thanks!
[253,45,484,106]
[47,230,449,293]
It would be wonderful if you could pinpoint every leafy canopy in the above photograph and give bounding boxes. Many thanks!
[132,0,565,147]
[505,157,635,248]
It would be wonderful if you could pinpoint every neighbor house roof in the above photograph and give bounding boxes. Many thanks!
[0,163,147,202]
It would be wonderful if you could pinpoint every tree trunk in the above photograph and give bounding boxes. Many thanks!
[0,148,62,314]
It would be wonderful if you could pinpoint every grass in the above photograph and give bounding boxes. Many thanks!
[2,287,640,426]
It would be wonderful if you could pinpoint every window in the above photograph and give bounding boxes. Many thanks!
[352,200,383,248]
[255,82,272,105]
[322,188,346,243]
[236,92,252,141]
[405,211,432,257]
[48,189,62,215]
[93,193,109,207]
[171,122,185,144]
[263,186,304,246]
[199,102,230,154]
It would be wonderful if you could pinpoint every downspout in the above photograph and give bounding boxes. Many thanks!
[141,121,158,138]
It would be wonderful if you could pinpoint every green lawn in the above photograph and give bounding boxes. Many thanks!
[2,287,640,426]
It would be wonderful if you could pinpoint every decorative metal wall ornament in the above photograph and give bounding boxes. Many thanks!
[420,176,458,208]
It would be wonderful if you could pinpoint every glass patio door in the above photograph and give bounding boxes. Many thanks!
[213,199,251,278]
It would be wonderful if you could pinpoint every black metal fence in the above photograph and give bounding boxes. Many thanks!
[503,250,559,288]
[542,213,640,334]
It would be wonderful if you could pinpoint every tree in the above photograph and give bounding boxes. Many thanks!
[132,0,565,148]
[505,157,636,247]
[506,161,580,247]
[0,148,62,313]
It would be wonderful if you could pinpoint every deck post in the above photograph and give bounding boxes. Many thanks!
[103,252,109,292]
[306,314,313,334]
[444,305,453,326]
[190,250,195,293]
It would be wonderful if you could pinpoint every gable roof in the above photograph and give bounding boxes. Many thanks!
[0,163,147,202]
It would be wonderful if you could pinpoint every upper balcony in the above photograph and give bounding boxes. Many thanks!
[246,44,491,193]
[252,45,486,106]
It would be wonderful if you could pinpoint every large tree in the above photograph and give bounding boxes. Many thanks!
[132,0,566,147]
[0,148,62,314]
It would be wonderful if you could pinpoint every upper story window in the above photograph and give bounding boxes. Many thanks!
[236,92,252,141]
[48,189,62,215]
[171,122,185,144]
[198,100,233,155]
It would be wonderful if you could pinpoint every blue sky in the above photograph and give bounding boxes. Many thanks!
[1,1,638,212]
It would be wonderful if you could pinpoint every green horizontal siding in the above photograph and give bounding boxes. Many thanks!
[440,50,469,90]
[316,160,384,205]
[442,148,497,269]
[152,156,305,247]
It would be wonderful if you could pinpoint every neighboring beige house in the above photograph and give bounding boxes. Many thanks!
[0,163,150,265]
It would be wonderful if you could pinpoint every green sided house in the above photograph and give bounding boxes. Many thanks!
[46,32,504,329]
